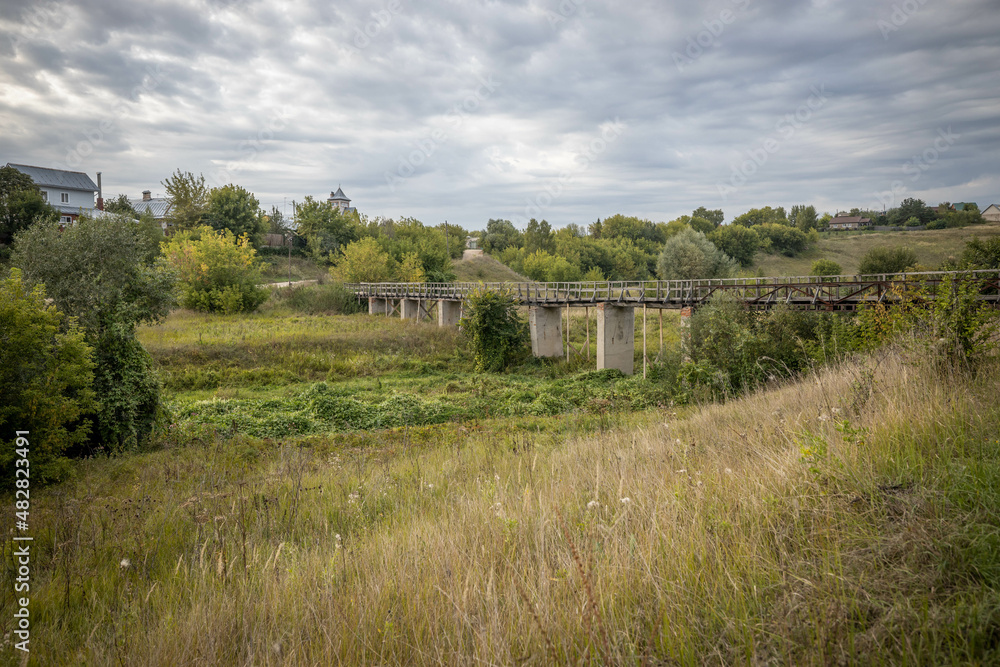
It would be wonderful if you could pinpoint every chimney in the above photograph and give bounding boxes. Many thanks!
[96,172,104,211]
[142,190,152,201]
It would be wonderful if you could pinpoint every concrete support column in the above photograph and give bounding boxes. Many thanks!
[400,299,420,320]
[529,306,563,358]
[368,297,388,315]
[596,303,635,375]
[439,300,462,327]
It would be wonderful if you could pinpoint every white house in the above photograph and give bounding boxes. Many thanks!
[983,204,1000,223]
[327,186,356,213]
[6,163,103,225]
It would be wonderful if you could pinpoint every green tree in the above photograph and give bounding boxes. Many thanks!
[524,218,554,254]
[13,214,175,451]
[161,169,209,231]
[708,224,760,267]
[0,165,57,245]
[810,259,843,277]
[0,270,97,484]
[732,206,788,227]
[961,237,1000,269]
[331,237,396,283]
[601,214,663,243]
[482,218,523,254]
[756,223,808,256]
[162,226,268,313]
[294,196,360,260]
[790,204,818,231]
[206,184,266,246]
[522,249,581,282]
[857,245,918,275]
[459,286,529,372]
[692,206,724,226]
[104,193,138,217]
[656,228,738,280]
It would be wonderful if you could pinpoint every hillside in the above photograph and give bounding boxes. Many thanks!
[753,222,1000,276]
[452,251,531,282]
[15,305,1000,664]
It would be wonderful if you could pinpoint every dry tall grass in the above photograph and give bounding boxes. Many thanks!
[6,346,1000,664]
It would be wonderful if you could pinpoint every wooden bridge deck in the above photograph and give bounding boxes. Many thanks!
[349,269,1000,312]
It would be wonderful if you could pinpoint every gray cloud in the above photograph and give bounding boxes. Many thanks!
[1,0,998,229]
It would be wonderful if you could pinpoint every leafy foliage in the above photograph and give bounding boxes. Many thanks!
[206,184,266,247]
[961,237,1000,269]
[857,245,918,275]
[459,286,529,372]
[0,270,96,483]
[162,226,268,313]
[810,259,843,277]
[0,165,57,245]
[708,224,760,267]
[161,169,209,231]
[295,196,361,260]
[656,228,737,280]
[12,214,175,452]
[104,193,138,217]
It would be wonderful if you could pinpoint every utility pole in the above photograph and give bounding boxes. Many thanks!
[445,220,449,258]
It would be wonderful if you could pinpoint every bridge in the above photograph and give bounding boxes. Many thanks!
[349,269,1000,376]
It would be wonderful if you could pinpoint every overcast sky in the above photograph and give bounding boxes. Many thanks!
[1,0,998,229]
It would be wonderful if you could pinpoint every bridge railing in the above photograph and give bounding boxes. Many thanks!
[347,269,1000,309]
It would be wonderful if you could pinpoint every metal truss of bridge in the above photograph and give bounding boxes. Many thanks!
[350,270,1000,377]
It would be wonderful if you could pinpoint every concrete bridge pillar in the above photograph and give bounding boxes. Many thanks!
[400,299,420,320]
[368,297,388,315]
[529,306,563,358]
[439,300,462,327]
[596,303,635,375]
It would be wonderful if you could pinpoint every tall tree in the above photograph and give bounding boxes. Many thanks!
[294,196,360,260]
[161,169,209,231]
[692,206,724,227]
[104,193,138,217]
[205,184,265,247]
[524,218,554,254]
[482,218,523,254]
[790,204,818,231]
[0,165,57,244]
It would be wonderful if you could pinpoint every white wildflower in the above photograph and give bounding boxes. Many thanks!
[620,497,632,505]
[724,468,733,474]
[335,534,342,549]
[120,558,131,569]
[675,469,686,474]
[587,500,600,510]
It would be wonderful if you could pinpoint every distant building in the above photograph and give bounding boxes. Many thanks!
[327,186,356,213]
[129,190,173,232]
[828,214,872,231]
[5,163,104,226]
[983,204,1000,223]
[466,236,479,250]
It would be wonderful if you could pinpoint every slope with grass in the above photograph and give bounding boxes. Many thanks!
[452,252,531,283]
[7,303,1000,663]
[753,222,1000,276]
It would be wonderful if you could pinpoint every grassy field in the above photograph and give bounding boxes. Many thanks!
[259,253,329,284]
[452,253,530,283]
[4,301,999,664]
[753,222,1000,276]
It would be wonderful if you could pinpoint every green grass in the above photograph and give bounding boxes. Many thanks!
[452,253,530,282]
[6,301,1000,664]
[258,253,328,284]
[753,222,1000,276]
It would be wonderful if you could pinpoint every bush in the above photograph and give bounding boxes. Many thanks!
[962,237,1000,269]
[810,259,843,277]
[13,214,175,453]
[657,228,738,280]
[459,286,529,372]
[162,226,268,313]
[0,270,96,484]
[274,283,365,315]
[857,245,918,275]
[756,223,808,256]
[708,225,760,267]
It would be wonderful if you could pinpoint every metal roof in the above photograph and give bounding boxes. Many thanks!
[129,198,172,219]
[6,163,99,192]
[329,186,350,202]
[53,203,96,215]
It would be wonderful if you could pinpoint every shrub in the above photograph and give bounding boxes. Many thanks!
[275,283,365,315]
[13,214,175,453]
[0,270,96,484]
[810,259,843,277]
[656,228,738,280]
[857,245,918,275]
[331,237,396,283]
[162,226,268,313]
[459,286,529,372]
[961,237,1000,270]
[708,225,760,267]
[756,223,808,256]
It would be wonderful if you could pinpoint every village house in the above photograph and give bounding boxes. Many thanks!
[5,163,105,226]
[130,190,173,232]
[983,204,1000,223]
[827,214,872,231]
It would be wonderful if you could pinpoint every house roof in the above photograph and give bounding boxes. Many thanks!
[6,163,99,192]
[984,204,1000,212]
[129,198,172,219]
[829,216,871,224]
[328,186,350,202]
